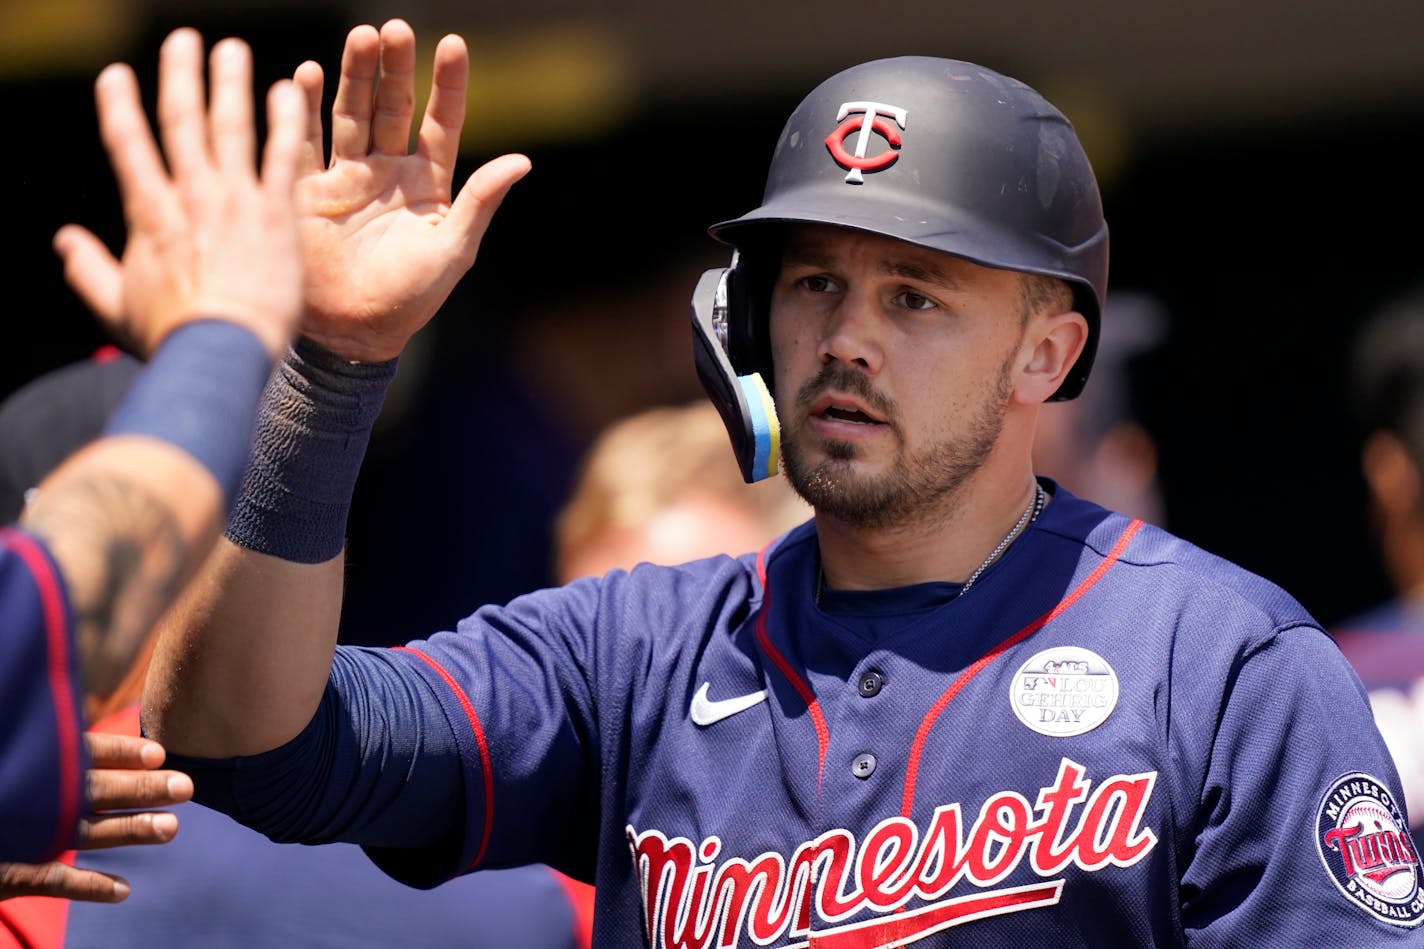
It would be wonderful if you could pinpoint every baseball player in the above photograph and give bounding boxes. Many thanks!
[1,26,305,876]
[146,19,1424,946]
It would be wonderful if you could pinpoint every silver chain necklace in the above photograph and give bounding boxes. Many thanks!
[814,481,1046,604]
[958,481,1045,595]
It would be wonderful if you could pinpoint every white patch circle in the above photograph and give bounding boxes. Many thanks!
[1009,646,1119,737]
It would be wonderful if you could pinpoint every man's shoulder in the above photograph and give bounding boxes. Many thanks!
[1043,488,1319,633]
[494,540,778,634]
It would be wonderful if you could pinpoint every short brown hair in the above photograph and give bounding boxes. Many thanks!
[1020,273,1075,323]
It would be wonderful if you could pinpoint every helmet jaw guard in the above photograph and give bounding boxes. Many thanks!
[690,264,781,483]
[691,57,1110,478]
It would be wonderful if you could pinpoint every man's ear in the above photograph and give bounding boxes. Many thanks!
[1362,429,1422,519]
[1015,311,1089,405]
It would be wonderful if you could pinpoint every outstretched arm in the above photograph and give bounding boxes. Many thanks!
[142,19,530,757]
[1,26,305,865]
[35,27,306,702]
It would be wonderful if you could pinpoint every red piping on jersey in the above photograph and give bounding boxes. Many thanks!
[900,518,1144,817]
[755,545,831,793]
[395,646,495,870]
[1,527,82,857]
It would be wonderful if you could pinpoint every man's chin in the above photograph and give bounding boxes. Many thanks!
[789,430,877,465]
[785,457,897,519]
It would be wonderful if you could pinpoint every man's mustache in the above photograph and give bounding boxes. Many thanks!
[792,364,898,428]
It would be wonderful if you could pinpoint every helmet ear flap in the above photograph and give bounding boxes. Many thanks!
[690,258,781,483]
[722,250,777,386]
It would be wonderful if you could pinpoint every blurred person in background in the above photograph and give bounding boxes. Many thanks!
[1332,281,1424,852]
[1031,289,1169,526]
[555,399,810,582]
[0,349,140,526]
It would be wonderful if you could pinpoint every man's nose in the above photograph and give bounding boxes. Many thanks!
[819,293,884,373]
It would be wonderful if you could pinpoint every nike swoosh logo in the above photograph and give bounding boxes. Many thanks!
[690,682,768,727]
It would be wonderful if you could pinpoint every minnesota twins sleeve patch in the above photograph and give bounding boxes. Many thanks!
[1316,772,1424,927]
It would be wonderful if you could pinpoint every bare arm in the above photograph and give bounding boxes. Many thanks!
[145,539,345,755]
[142,19,530,757]
[23,439,220,701]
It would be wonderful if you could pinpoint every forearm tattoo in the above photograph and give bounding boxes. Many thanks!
[23,474,188,699]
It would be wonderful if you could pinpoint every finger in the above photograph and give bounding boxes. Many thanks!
[93,63,171,231]
[208,37,255,175]
[257,80,308,358]
[292,60,328,171]
[74,809,179,851]
[53,225,124,324]
[155,27,211,182]
[413,33,467,180]
[262,79,308,200]
[370,18,417,156]
[86,767,193,812]
[444,153,533,269]
[0,861,131,903]
[330,24,380,160]
[83,730,167,771]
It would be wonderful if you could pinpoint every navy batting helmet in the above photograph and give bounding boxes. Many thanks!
[691,56,1109,482]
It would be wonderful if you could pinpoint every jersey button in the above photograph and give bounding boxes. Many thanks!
[852,752,877,779]
[857,670,885,697]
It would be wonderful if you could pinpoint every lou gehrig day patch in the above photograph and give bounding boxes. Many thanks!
[1316,772,1424,927]
[1009,646,1119,737]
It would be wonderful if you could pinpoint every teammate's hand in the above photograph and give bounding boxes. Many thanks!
[290,18,531,363]
[0,732,193,903]
[52,27,308,362]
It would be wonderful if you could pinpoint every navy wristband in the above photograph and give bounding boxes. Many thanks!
[224,339,396,564]
[102,321,272,501]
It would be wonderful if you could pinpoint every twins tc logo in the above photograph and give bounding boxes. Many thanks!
[824,101,908,184]
[1316,772,1424,927]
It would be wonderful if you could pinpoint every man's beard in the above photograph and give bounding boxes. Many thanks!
[780,358,1014,530]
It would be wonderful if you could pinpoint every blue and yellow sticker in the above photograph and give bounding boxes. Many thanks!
[736,374,780,481]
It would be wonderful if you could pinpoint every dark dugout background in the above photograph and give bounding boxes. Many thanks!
[3,3,1421,635]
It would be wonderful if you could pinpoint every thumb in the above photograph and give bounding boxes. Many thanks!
[54,224,124,325]
[445,153,532,269]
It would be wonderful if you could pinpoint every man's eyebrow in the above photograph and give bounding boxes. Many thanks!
[779,243,835,270]
[883,259,962,290]
[780,239,965,290]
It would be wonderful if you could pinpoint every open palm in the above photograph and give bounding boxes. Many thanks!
[293,20,530,363]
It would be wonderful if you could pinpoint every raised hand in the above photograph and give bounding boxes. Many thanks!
[290,18,532,362]
[0,732,193,903]
[52,28,307,361]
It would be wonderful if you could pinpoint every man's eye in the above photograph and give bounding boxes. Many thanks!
[801,275,836,293]
[899,290,936,311]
